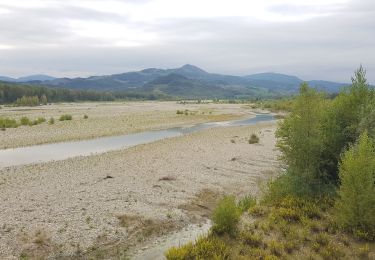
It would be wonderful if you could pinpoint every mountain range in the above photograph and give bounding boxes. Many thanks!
[0,65,348,99]
[0,74,56,83]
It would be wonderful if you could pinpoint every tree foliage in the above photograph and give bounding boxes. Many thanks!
[320,66,375,182]
[276,83,327,195]
[334,133,375,240]
[0,81,115,104]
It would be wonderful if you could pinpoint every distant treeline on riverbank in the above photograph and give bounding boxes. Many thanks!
[0,81,178,105]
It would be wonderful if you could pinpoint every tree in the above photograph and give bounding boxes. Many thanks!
[334,132,375,240]
[40,94,48,105]
[276,83,326,195]
[320,66,375,182]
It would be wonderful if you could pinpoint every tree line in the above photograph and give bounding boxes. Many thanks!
[0,81,116,104]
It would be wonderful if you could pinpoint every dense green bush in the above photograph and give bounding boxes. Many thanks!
[334,133,375,240]
[212,196,241,236]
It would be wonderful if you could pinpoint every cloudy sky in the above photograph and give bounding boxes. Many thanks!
[0,0,374,82]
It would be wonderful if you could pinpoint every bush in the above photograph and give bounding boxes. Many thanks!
[59,114,72,121]
[36,117,46,124]
[249,134,259,144]
[48,117,55,124]
[212,196,241,236]
[334,133,375,240]
[20,116,31,126]
[83,114,88,119]
[237,195,257,212]
[176,110,184,115]
[0,117,18,128]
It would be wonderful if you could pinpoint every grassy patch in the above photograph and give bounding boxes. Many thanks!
[166,195,374,259]
[237,195,256,213]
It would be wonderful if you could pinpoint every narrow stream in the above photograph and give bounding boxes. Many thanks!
[0,113,274,168]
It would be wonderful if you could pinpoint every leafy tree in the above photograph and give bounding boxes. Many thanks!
[320,66,375,182]
[334,132,375,240]
[15,95,40,106]
[276,83,326,195]
[40,94,48,105]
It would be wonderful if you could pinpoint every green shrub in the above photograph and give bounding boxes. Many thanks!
[212,196,241,236]
[48,117,55,125]
[36,117,46,124]
[59,114,72,121]
[176,110,184,115]
[237,195,256,212]
[0,117,18,128]
[20,116,31,126]
[83,114,88,119]
[334,133,375,240]
[249,134,259,144]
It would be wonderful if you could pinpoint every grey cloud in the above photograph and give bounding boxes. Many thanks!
[0,0,374,83]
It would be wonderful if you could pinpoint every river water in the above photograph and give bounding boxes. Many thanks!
[0,113,274,168]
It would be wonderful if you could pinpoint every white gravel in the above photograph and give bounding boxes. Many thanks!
[0,121,279,258]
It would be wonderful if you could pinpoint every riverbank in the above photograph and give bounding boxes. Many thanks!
[0,121,278,259]
[0,101,253,149]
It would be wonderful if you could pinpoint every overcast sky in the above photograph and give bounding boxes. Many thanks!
[0,0,374,83]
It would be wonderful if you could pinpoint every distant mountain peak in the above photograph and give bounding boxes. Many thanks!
[140,68,164,74]
[179,64,207,74]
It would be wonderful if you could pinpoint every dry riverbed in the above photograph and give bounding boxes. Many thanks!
[0,101,254,149]
[0,120,279,259]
